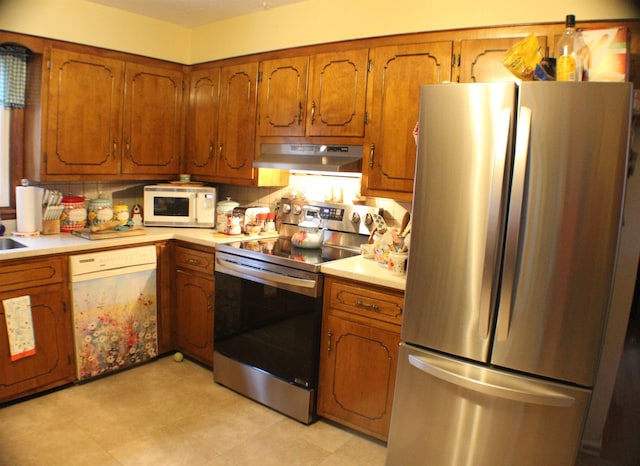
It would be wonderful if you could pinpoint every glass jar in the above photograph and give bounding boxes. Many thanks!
[88,198,113,227]
[60,196,87,232]
[216,197,239,233]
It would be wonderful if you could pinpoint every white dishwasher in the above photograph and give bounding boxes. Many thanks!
[69,245,158,381]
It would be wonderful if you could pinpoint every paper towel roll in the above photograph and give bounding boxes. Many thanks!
[16,186,43,233]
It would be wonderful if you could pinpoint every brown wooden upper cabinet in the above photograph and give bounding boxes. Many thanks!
[362,41,453,201]
[185,67,220,177]
[42,47,183,179]
[217,63,259,181]
[458,36,548,83]
[184,61,289,186]
[257,49,369,138]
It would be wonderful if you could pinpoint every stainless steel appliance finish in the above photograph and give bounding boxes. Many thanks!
[214,198,379,424]
[386,82,633,466]
[253,143,363,172]
[215,250,322,297]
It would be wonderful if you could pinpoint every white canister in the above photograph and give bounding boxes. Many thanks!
[216,197,239,233]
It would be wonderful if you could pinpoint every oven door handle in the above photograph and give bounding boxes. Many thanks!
[215,256,317,289]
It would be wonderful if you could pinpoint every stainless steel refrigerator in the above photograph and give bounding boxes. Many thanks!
[386,82,633,466]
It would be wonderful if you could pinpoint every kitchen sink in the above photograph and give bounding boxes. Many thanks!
[0,238,27,250]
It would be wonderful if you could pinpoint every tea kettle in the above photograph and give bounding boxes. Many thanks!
[291,206,325,249]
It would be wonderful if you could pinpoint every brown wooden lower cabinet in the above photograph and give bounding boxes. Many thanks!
[0,257,75,404]
[173,244,215,367]
[318,276,403,441]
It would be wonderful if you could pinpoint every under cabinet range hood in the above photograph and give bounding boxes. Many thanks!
[254,143,363,173]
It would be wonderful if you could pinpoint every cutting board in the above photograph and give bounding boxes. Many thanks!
[71,227,148,240]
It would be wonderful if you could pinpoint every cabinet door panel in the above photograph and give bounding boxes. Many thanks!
[122,63,183,175]
[318,313,400,440]
[218,63,258,180]
[365,42,453,199]
[307,49,368,137]
[459,36,548,83]
[0,288,75,402]
[258,56,308,137]
[175,270,214,365]
[46,49,123,175]
[185,68,220,176]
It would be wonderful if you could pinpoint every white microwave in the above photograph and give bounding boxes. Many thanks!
[143,185,216,228]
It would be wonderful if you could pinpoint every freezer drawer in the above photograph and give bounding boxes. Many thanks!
[386,343,591,466]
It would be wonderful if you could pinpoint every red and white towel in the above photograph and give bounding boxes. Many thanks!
[3,295,36,361]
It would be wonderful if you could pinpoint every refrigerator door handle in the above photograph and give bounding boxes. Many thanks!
[496,106,532,341]
[408,354,575,407]
[478,107,512,338]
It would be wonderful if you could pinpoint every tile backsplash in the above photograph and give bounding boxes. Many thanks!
[38,174,411,230]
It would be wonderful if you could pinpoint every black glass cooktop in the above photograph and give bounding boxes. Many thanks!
[216,236,359,272]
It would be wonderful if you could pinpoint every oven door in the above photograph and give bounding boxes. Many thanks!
[214,251,323,389]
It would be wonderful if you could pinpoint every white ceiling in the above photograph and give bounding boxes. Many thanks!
[86,0,308,27]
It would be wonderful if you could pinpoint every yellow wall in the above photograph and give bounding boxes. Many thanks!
[1,0,637,64]
[0,0,191,62]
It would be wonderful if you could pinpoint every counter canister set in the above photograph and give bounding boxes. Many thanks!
[14,180,142,237]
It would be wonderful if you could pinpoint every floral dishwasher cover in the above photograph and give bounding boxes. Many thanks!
[72,268,157,381]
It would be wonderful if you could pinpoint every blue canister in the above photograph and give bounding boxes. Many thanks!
[88,198,113,227]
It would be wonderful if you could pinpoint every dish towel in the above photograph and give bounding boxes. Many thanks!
[3,295,36,361]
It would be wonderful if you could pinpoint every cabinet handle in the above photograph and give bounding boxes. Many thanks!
[209,141,214,155]
[112,139,117,158]
[356,299,379,311]
[125,139,131,159]
[297,101,302,125]
[311,101,316,124]
[187,258,201,265]
[218,143,223,160]
[369,143,375,167]
[327,330,333,353]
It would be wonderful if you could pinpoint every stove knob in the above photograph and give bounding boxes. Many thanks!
[292,204,302,215]
[351,212,361,224]
[281,203,291,214]
[364,213,374,226]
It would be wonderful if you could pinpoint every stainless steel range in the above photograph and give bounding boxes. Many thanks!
[214,197,380,424]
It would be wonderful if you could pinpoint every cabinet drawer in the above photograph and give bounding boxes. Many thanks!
[175,245,214,274]
[0,257,64,293]
[328,279,403,325]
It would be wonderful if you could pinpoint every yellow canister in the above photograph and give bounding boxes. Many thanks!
[113,204,130,222]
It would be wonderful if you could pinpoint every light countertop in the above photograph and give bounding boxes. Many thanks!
[0,228,406,291]
[319,255,406,291]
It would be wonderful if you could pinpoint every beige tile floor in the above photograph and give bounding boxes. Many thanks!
[0,356,387,466]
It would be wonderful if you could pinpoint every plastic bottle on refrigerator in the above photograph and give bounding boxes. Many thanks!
[556,14,580,81]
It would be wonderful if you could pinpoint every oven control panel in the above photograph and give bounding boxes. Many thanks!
[279,197,381,236]
[318,206,344,222]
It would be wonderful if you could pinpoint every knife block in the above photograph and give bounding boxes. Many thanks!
[41,219,60,235]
